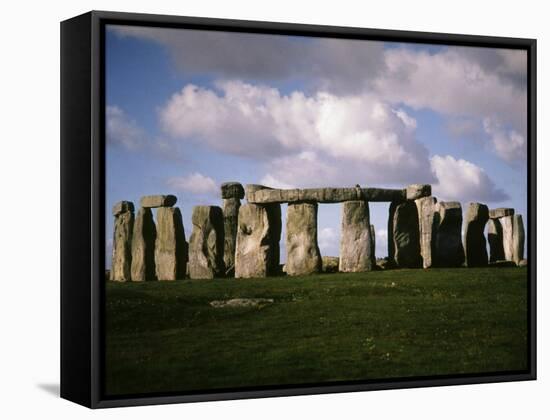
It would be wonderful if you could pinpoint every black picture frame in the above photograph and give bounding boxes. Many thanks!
[60,10,537,409]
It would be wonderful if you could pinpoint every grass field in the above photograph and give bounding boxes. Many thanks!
[105,267,528,396]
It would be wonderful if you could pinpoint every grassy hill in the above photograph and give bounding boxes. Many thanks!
[105,267,528,396]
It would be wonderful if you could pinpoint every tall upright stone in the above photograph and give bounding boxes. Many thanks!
[463,203,489,267]
[488,218,505,262]
[131,207,157,281]
[415,196,438,268]
[501,215,514,262]
[221,182,245,275]
[387,201,399,263]
[392,201,421,268]
[339,201,373,272]
[235,203,281,278]
[512,214,525,265]
[434,201,464,267]
[370,224,376,266]
[155,207,187,280]
[188,206,225,279]
[286,202,322,276]
[110,201,134,282]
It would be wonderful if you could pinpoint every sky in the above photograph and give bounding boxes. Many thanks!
[105,24,528,268]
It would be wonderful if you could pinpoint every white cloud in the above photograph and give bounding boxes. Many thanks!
[483,117,527,163]
[106,105,147,150]
[318,227,340,257]
[430,155,509,203]
[375,47,527,131]
[167,172,218,196]
[160,81,435,185]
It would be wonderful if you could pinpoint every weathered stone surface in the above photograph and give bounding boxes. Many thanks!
[370,224,376,266]
[222,197,241,275]
[154,207,187,280]
[112,200,135,217]
[286,202,322,276]
[234,203,281,278]
[388,202,398,263]
[140,194,177,208]
[392,201,421,268]
[434,201,464,267]
[512,214,525,265]
[110,208,134,282]
[247,185,406,204]
[464,203,489,267]
[131,207,157,281]
[501,215,514,262]
[321,256,339,273]
[415,196,437,268]
[339,201,373,272]
[221,182,245,199]
[488,218,505,262]
[188,206,225,279]
[406,184,432,200]
[489,208,514,219]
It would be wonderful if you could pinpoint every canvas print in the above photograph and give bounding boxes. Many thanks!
[105,24,529,397]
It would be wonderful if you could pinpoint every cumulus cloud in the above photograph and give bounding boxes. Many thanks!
[106,105,147,150]
[160,81,435,185]
[375,47,527,131]
[430,155,509,203]
[483,117,527,163]
[167,172,218,196]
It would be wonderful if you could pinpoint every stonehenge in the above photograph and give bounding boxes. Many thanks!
[464,203,489,267]
[131,207,157,282]
[391,201,421,268]
[155,207,187,280]
[109,182,527,282]
[221,182,245,275]
[188,206,225,279]
[339,201,373,272]
[286,202,322,276]
[415,196,437,268]
[434,202,464,267]
[235,203,281,278]
[111,201,134,281]
[488,209,525,265]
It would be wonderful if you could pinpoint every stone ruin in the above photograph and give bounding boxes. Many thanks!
[109,182,527,281]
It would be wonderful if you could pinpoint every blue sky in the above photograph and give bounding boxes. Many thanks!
[105,25,528,267]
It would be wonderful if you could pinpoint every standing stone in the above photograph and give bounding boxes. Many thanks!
[387,202,399,263]
[464,203,489,267]
[131,207,157,281]
[286,202,322,276]
[434,201,464,267]
[339,201,373,272]
[512,214,525,265]
[370,224,376,266]
[501,215,514,262]
[110,201,134,282]
[235,203,282,278]
[392,201,421,268]
[154,207,187,281]
[415,196,438,268]
[188,206,225,279]
[488,218,505,262]
[222,198,240,275]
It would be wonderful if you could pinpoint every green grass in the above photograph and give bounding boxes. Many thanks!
[105,267,528,396]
